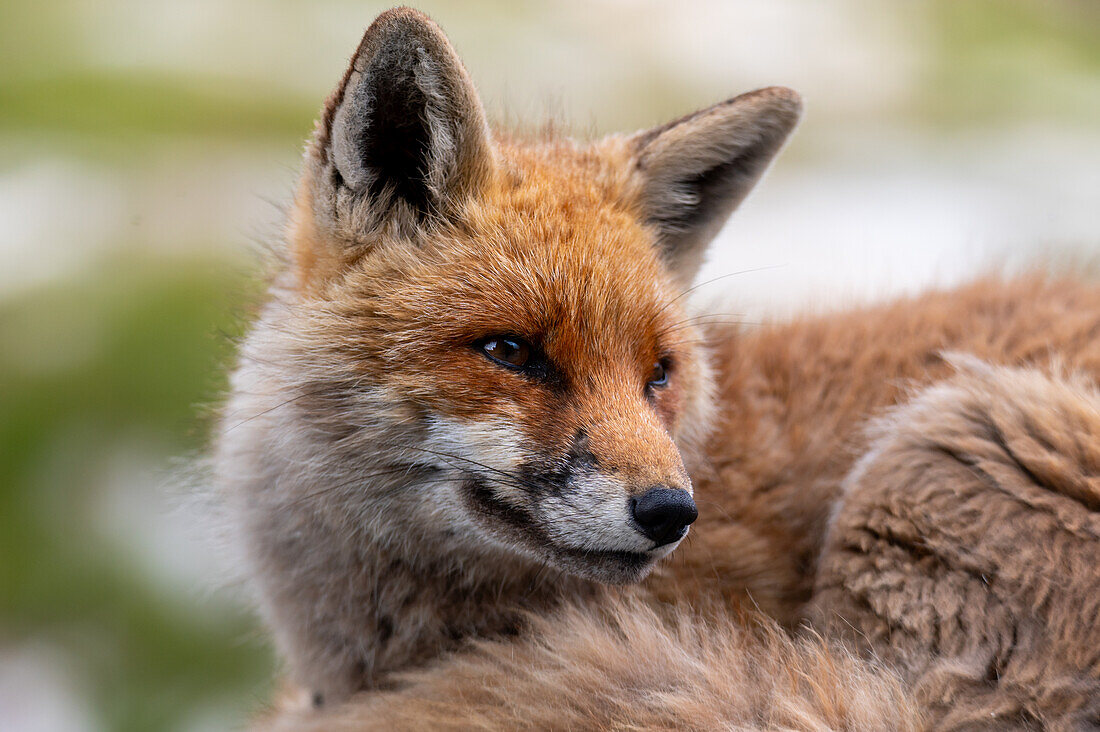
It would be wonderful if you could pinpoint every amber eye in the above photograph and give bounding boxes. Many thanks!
[648,360,670,389]
[480,337,532,369]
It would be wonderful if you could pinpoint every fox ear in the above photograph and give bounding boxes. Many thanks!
[316,8,493,230]
[631,87,802,284]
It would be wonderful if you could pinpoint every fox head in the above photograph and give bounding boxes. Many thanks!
[226,8,800,590]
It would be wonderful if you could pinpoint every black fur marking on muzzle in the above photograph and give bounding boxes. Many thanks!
[463,478,539,534]
[519,428,600,497]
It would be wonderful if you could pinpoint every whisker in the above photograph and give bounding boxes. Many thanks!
[287,474,457,509]
[652,264,787,323]
[393,443,558,496]
[662,338,719,350]
[658,311,749,331]
[223,388,335,434]
[323,434,632,526]
[657,319,760,340]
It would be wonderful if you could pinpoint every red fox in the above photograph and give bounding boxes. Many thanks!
[214,7,1100,728]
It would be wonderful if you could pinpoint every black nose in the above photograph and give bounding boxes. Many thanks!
[631,487,697,546]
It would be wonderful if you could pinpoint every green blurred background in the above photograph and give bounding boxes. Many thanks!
[1,1,1097,730]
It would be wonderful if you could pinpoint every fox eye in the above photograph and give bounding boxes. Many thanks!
[648,360,670,389]
[479,337,532,369]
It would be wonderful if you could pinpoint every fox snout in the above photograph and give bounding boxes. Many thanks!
[631,487,698,546]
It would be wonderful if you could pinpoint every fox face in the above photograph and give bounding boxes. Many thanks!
[289,139,713,583]
[225,8,799,596]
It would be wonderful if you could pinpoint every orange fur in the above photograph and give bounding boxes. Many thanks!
[216,7,800,702]
[260,281,1100,730]
[813,360,1100,728]
[665,275,1100,622]
[216,7,1100,729]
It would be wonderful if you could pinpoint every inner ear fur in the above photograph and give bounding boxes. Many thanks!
[631,87,802,284]
[313,7,494,233]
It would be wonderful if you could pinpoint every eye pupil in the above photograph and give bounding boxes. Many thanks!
[482,337,531,368]
[649,361,669,388]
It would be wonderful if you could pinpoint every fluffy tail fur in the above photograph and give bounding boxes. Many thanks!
[813,358,1100,729]
[264,599,922,731]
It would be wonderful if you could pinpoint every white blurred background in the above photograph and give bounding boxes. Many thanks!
[1,1,1097,730]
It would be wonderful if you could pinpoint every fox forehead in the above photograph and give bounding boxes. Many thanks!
[316,138,685,374]
[287,137,698,457]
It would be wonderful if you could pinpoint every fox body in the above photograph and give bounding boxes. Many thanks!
[270,357,1100,730]
[214,6,1100,718]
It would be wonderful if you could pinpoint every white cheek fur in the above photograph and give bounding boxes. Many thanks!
[425,414,661,554]
[540,471,656,553]
[425,415,527,500]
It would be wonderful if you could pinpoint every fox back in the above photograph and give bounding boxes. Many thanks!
[214,7,801,703]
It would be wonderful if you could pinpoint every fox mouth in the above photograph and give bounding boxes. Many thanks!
[551,546,655,584]
[460,479,664,583]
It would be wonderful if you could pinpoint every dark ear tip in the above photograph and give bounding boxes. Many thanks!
[319,6,492,220]
[361,6,445,49]
[369,6,436,29]
[734,86,803,123]
[345,8,462,85]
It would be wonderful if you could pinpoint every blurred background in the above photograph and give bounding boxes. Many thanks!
[1,1,1097,729]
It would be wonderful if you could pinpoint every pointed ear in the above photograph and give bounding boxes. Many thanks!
[631,87,802,284]
[315,8,494,230]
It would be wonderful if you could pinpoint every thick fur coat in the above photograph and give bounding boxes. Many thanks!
[216,6,802,704]
[265,600,923,731]
[813,359,1100,729]
[260,285,1100,731]
[213,7,1100,729]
